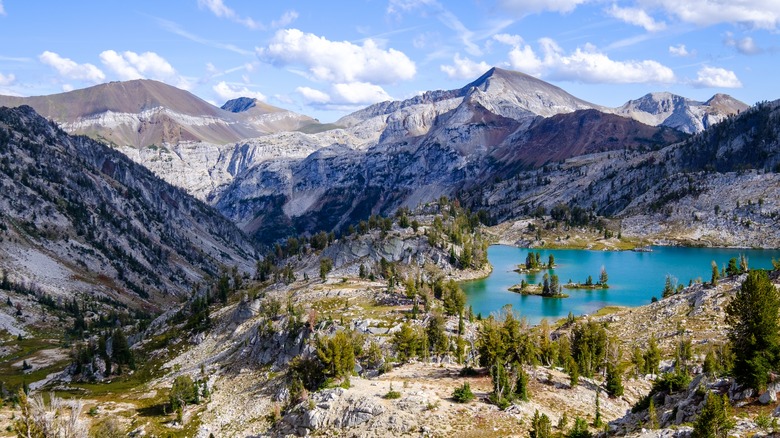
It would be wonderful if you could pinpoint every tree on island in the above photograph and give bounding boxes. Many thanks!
[548,255,555,269]
[599,266,608,286]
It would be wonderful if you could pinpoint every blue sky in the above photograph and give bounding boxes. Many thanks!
[0,0,777,122]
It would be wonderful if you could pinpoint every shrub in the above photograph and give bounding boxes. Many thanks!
[452,382,475,403]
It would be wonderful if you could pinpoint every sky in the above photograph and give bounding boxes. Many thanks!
[0,0,777,122]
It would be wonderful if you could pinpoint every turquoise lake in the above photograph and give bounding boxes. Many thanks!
[461,245,780,324]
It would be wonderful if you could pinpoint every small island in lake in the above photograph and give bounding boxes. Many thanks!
[563,267,610,290]
[514,251,556,273]
[509,272,568,297]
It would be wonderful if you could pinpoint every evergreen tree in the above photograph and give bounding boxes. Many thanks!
[217,271,230,303]
[548,255,555,269]
[725,269,780,390]
[662,275,676,298]
[599,266,608,285]
[515,365,529,401]
[426,313,448,357]
[530,410,552,438]
[548,274,560,297]
[647,397,659,429]
[319,257,333,281]
[710,261,719,286]
[605,363,624,397]
[568,357,579,387]
[316,331,356,379]
[170,375,197,410]
[691,393,734,438]
[567,417,593,438]
[725,258,740,276]
[112,329,133,369]
[392,323,421,362]
[643,335,661,375]
[631,346,645,377]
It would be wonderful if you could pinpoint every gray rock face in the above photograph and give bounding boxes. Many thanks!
[612,92,747,134]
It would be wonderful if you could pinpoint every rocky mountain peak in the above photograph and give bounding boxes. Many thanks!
[613,91,747,134]
[221,97,258,113]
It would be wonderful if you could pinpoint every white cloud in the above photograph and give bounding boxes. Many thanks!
[39,51,105,83]
[668,44,691,57]
[493,33,524,47]
[62,84,74,92]
[498,0,589,16]
[500,38,675,84]
[693,66,742,88]
[332,82,392,104]
[197,0,260,29]
[296,82,392,106]
[440,54,491,79]
[100,50,174,80]
[213,81,267,102]
[271,10,298,28]
[258,29,416,84]
[724,33,762,55]
[607,5,666,31]
[297,86,331,103]
[642,0,780,29]
[0,1,5,16]
[0,72,14,86]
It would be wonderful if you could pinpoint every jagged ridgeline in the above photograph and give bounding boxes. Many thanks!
[0,106,257,307]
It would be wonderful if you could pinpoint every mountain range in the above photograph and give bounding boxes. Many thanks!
[0,80,319,148]
[0,67,765,248]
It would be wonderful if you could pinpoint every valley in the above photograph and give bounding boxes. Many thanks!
[0,65,778,438]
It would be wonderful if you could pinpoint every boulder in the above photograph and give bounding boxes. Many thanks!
[759,388,777,405]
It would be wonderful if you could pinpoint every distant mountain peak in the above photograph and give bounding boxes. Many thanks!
[221,97,258,113]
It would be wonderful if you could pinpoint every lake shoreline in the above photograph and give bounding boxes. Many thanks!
[460,244,780,325]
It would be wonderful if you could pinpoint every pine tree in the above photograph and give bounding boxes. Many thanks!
[643,335,661,375]
[515,365,529,401]
[691,393,734,438]
[647,397,658,429]
[711,261,719,286]
[567,417,593,438]
[605,363,624,397]
[725,269,780,390]
[530,410,552,438]
[568,357,579,387]
[316,331,356,379]
[599,266,608,285]
[725,258,740,276]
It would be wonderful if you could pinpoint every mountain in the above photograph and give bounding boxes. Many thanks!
[0,105,257,308]
[468,99,780,247]
[209,69,687,242]
[0,70,751,245]
[613,92,748,134]
[0,80,318,148]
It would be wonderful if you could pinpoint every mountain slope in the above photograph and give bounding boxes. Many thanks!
[0,105,257,308]
[490,109,688,171]
[468,99,780,247]
[0,80,316,148]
